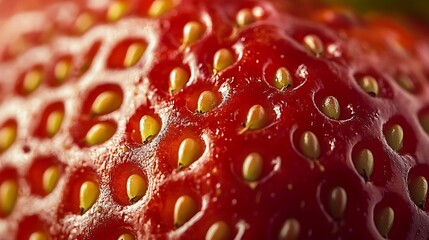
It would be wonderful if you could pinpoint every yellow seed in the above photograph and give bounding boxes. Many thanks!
[148,0,174,17]
[236,9,256,27]
[303,34,324,57]
[0,180,18,216]
[409,176,428,209]
[374,207,394,238]
[419,113,429,134]
[169,67,190,93]
[352,149,374,180]
[126,174,147,203]
[299,131,320,160]
[174,195,198,227]
[42,166,60,194]
[213,48,235,72]
[29,231,49,240]
[177,138,202,169]
[396,75,415,92]
[85,122,116,146]
[321,96,340,120]
[79,181,99,214]
[358,76,379,96]
[123,43,146,68]
[75,12,94,34]
[273,67,292,90]
[205,221,230,240]
[23,69,43,95]
[139,115,161,143]
[91,91,123,116]
[107,1,128,22]
[278,218,300,240]
[118,233,134,240]
[46,110,64,137]
[244,104,267,130]
[54,59,71,85]
[183,21,205,45]
[0,125,17,152]
[384,124,403,152]
[328,186,347,220]
[242,152,263,182]
[197,91,218,113]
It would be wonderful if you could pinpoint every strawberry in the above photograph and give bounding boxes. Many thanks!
[1,0,429,239]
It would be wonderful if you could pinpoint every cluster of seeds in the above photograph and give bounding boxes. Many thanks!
[0,0,429,239]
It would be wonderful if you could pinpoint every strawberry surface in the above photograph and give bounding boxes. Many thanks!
[1,0,429,239]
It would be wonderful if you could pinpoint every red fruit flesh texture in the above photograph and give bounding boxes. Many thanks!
[1,0,429,239]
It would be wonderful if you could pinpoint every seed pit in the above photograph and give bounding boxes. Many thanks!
[314,89,354,121]
[278,218,300,240]
[15,66,44,96]
[78,41,101,75]
[206,221,231,240]
[182,21,205,46]
[126,106,162,144]
[418,106,429,135]
[373,194,411,239]
[26,156,62,196]
[60,168,99,215]
[49,56,73,86]
[177,137,203,169]
[213,48,236,72]
[111,162,148,206]
[382,116,416,154]
[354,71,393,98]
[84,121,117,147]
[82,84,124,116]
[33,101,65,138]
[174,195,198,227]
[107,39,148,68]
[394,74,420,94]
[0,119,18,153]
[74,12,96,34]
[16,215,50,240]
[351,140,393,185]
[148,0,175,17]
[302,34,324,57]
[106,0,129,22]
[407,165,429,211]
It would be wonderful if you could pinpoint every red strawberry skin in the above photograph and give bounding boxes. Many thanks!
[1,0,429,239]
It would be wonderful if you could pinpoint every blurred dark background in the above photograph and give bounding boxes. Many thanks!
[325,0,429,23]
